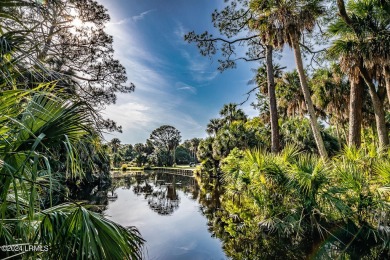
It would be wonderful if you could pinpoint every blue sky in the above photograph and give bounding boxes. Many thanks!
[98,0,294,144]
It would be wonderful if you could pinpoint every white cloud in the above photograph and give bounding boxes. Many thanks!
[107,9,156,25]
[99,3,223,144]
[103,102,151,128]
[179,49,219,83]
[192,70,219,82]
[173,22,186,42]
[132,9,155,22]
[176,82,196,94]
[107,17,132,26]
[103,93,206,144]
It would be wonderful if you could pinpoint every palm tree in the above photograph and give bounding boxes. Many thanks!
[249,3,292,153]
[276,70,306,118]
[190,138,201,162]
[348,75,365,148]
[250,0,328,158]
[311,65,350,144]
[110,137,121,153]
[330,0,390,148]
[250,64,283,152]
[219,103,247,126]
[206,118,223,136]
[263,55,281,153]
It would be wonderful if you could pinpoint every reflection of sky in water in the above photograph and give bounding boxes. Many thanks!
[103,176,226,260]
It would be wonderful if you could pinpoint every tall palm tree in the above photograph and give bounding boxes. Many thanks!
[347,74,365,148]
[250,63,283,152]
[249,1,294,153]
[330,0,390,148]
[250,0,328,158]
[219,103,247,126]
[264,54,281,153]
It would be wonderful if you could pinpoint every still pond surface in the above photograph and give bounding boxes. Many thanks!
[76,170,385,260]
[103,172,226,260]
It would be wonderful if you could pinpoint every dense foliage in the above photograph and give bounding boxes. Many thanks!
[0,0,144,259]
[1,0,133,131]
[187,0,390,258]
[0,88,144,259]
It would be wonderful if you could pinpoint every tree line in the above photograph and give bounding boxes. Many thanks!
[108,125,201,168]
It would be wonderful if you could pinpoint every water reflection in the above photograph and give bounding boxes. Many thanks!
[71,171,388,259]
[120,173,198,216]
[196,178,389,259]
[147,182,179,215]
[67,180,110,212]
[104,171,226,260]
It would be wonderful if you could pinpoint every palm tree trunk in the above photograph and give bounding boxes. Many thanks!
[359,66,389,148]
[336,0,388,148]
[384,66,390,105]
[265,45,280,153]
[348,77,363,147]
[335,122,341,144]
[290,35,328,159]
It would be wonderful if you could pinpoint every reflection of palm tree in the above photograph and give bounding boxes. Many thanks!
[147,183,180,215]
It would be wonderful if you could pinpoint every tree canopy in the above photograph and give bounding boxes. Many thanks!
[2,0,134,132]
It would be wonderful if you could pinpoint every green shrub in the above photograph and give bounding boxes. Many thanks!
[121,164,128,171]
[144,163,152,170]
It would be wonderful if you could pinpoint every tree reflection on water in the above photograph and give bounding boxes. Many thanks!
[197,178,307,259]
[196,176,389,259]
[125,172,199,215]
[75,171,388,259]
[147,183,180,215]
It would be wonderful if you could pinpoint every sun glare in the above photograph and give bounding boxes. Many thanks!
[72,17,83,28]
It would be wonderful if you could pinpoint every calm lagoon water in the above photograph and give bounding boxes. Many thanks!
[103,172,227,260]
[76,171,387,259]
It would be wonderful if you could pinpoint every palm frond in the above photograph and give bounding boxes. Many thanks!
[35,203,144,260]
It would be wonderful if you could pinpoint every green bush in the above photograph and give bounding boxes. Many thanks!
[121,164,128,171]
[219,145,389,251]
[144,163,152,170]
